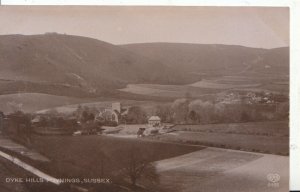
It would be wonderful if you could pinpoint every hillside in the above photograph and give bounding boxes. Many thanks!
[0,34,194,96]
[0,35,289,100]
[122,43,289,78]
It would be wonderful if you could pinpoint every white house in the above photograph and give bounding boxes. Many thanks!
[148,116,161,127]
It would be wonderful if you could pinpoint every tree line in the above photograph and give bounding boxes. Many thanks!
[156,98,289,124]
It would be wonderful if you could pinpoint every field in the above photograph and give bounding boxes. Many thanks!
[28,135,202,189]
[119,84,218,98]
[172,121,288,137]
[189,79,260,89]
[156,148,288,192]
[0,93,89,114]
[154,121,289,155]
[1,119,289,192]
[119,75,289,99]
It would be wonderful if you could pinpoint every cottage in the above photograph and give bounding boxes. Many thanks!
[148,116,161,127]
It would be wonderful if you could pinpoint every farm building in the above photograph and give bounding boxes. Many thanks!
[148,116,161,127]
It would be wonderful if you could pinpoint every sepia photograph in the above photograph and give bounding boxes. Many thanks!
[0,5,290,192]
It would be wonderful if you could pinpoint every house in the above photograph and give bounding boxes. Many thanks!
[96,102,129,125]
[148,116,161,127]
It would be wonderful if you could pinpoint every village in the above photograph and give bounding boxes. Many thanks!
[0,89,288,140]
[0,102,174,139]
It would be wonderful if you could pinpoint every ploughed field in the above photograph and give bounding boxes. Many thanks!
[156,148,288,192]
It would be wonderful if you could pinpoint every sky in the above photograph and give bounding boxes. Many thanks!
[0,6,289,48]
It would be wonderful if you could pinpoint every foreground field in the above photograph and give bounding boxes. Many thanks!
[156,148,288,192]
[29,135,202,190]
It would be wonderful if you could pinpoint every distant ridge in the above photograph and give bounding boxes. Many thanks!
[122,43,289,77]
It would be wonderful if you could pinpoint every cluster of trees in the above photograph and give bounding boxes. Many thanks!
[155,98,289,124]
[4,111,33,145]
[125,106,148,124]
[73,105,148,125]
[37,115,78,130]
[73,105,97,123]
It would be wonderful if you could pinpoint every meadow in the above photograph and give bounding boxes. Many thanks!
[153,121,289,155]
[119,75,289,99]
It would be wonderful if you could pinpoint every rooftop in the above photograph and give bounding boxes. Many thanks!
[148,116,161,121]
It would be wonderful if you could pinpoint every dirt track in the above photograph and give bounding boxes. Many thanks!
[156,148,288,192]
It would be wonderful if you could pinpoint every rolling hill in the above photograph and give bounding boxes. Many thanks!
[122,43,289,78]
[0,34,289,102]
[0,34,194,97]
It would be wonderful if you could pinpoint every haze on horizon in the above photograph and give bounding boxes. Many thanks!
[0,6,289,49]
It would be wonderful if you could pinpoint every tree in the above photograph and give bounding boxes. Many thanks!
[8,111,32,145]
[155,105,173,123]
[172,99,189,124]
[188,100,214,124]
[126,106,147,124]
[188,110,198,123]
[115,146,159,190]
